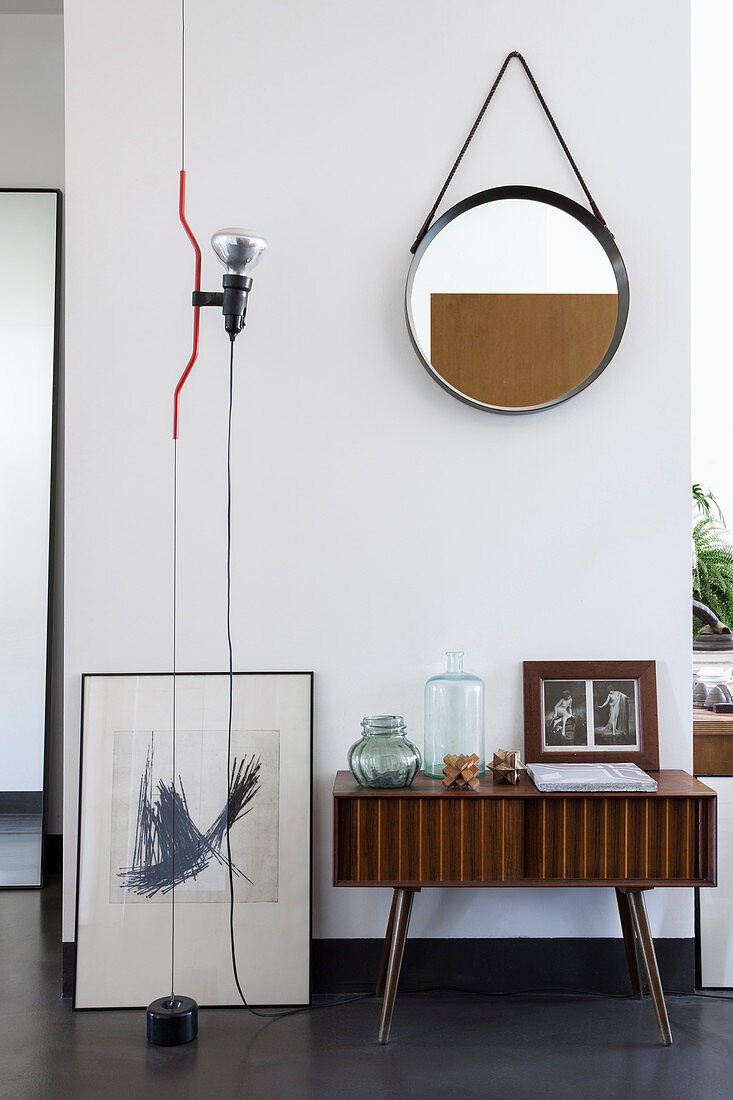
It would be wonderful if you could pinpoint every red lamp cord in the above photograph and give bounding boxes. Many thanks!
[173,169,201,439]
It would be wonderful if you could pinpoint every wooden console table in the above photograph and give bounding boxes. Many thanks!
[333,770,717,1045]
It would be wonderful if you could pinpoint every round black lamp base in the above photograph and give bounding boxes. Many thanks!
[146,995,198,1046]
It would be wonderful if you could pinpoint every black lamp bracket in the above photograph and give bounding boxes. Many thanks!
[193,274,253,340]
[192,290,224,307]
[193,273,253,310]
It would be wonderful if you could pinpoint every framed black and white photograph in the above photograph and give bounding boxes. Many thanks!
[74,672,312,1009]
[592,679,639,747]
[524,661,658,770]
[542,680,588,747]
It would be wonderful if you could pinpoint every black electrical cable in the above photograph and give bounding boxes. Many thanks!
[398,985,733,1003]
[667,990,733,1001]
[223,340,368,1019]
[168,0,185,1015]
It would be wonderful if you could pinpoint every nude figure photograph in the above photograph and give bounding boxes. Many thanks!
[542,680,588,748]
[592,680,639,747]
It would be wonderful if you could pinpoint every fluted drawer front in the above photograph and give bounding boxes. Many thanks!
[334,792,715,886]
[523,797,707,881]
[336,797,524,884]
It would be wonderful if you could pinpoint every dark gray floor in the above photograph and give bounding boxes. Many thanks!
[2,878,733,1099]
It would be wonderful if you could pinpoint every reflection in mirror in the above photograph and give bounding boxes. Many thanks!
[0,190,59,886]
[406,187,628,413]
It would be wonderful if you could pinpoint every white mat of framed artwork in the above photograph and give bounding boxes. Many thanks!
[74,673,312,1008]
[698,776,733,988]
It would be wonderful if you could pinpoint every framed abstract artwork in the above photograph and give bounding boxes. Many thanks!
[74,672,312,1008]
[523,661,659,770]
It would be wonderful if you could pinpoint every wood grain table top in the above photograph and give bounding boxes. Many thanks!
[333,769,715,801]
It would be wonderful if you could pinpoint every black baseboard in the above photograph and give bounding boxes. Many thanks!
[0,791,42,814]
[61,936,696,1001]
[46,834,62,876]
[311,937,696,996]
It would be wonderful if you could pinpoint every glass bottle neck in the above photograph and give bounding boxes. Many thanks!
[361,715,406,736]
[445,651,464,674]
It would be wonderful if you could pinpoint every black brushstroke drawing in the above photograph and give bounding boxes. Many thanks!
[118,739,262,898]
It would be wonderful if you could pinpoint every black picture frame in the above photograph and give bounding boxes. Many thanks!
[73,671,313,1009]
[0,188,62,891]
[694,771,733,992]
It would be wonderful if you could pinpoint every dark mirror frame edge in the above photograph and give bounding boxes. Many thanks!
[404,185,630,415]
[0,188,62,890]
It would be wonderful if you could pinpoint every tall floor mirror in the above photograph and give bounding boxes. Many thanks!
[0,189,60,886]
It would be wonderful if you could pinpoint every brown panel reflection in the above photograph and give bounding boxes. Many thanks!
[430,293,618,408]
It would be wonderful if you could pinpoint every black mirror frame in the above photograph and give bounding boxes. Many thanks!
[405,185,630,415]
[0,187,61,889]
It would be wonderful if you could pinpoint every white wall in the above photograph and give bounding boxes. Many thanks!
[0,12,64,831]
[692,0,733,523]
[63,0,691,943]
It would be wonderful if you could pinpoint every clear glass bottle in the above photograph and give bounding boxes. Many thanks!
[424,652,485,778]
[348,715,421,789]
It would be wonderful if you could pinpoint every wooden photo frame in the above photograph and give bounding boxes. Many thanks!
[523,661,659,771]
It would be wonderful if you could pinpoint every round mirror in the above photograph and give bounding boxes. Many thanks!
[405,186,629,414]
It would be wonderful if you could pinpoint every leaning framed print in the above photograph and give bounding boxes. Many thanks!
[74,672,312,1009]
[523,661,659,770]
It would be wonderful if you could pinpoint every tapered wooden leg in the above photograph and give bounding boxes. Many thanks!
[615,888,643,999]
[376,890,399,997]
[625,889,673,1046]
[377,888,416,1045]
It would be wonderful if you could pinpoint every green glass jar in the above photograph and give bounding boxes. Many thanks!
[348,715,421,789]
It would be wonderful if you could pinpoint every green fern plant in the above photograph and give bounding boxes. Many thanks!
[693,487,733,634]
[693,483,724,522]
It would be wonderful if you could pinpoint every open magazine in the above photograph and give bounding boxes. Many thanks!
[526,762,658,793]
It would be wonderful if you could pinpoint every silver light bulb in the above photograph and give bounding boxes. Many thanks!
[209,230,268,340]
[211,229,268,275]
